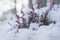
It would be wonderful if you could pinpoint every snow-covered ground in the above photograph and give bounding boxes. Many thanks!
[0,20,60,40]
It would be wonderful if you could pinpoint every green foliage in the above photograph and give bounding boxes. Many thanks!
[43,19,49,25]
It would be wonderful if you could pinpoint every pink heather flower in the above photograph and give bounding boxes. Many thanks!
[37,3,42,9]
[40,15,44,22]
[22,18,26,23]
[50,2,54,9]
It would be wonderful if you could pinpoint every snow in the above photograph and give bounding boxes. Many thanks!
[0,1,60,40]
[29,22,39,30]
[23,8,33,15]
[47,5,60,22]
[16,0,29,17]
[0,19,60,40]
[49,22,60,40]
[17,29,37,40]
[34,8,43,17]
